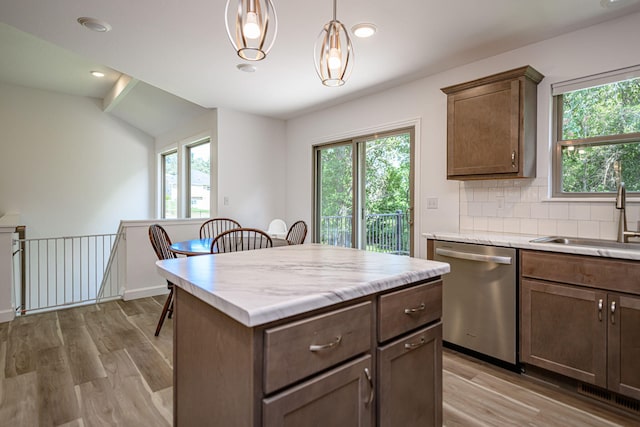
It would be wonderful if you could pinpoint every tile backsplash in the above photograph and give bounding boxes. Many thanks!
[459,177,640,239]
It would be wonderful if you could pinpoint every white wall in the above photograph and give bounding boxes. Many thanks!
[119,219,203,301]
[0,83,155,238]
[154,108,286,230]
[217,108,286,229]
[155,109,218,217]
[285,12,640,258]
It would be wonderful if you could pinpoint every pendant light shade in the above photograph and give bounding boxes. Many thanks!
[314,0,353,87]
[225,0,278,61]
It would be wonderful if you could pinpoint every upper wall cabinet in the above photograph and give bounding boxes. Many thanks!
[441,66,544,180]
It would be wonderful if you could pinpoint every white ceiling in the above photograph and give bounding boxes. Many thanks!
[2,0,640,136]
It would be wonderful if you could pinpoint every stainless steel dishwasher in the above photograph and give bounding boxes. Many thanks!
[433,240,517,365]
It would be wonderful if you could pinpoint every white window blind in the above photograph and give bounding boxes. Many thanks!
[551,64,640,96]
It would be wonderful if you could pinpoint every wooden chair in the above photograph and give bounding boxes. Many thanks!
[148,224,176,336]
[199,218,241,239]
[211,227,273,253]
[286,220,307,245]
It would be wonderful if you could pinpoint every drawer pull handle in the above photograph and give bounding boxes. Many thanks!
[404,303,425,315]
[309,335,342,352]
[363,368,374,407]
[404,337,426,350]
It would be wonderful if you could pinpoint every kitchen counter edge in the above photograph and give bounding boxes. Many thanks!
[156,244,450,328]
[423,231,640,261]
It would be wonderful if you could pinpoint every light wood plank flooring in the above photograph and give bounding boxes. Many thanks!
[1,297,639,426]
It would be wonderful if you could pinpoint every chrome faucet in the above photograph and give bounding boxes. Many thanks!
[616,182,627,242]
[615,182,640,243]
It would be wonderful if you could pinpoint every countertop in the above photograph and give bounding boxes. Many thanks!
[156,243,450,327]
[423,231,640,261]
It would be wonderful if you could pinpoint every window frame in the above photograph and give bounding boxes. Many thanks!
[158,132,215,219]
[186,138,211,218]
[312,127,415,256]
[161,149,178,218]
[551,66,640,198]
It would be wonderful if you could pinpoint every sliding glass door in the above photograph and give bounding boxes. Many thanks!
[316,143,354,248]
[314,128,414,256]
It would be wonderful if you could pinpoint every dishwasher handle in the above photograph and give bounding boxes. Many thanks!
[435,247,512,265]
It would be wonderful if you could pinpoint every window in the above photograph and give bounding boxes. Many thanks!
[552,66,640,196]
[161,151,177,218]
[187,141,211,218]
[314,128,414,256]
[159,136,214,218]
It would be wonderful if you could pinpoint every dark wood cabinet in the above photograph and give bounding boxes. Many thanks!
[520,278,607,387]
[377,324,442,427]
[520,250,640,401]
[608,293,640,400]
[263,355,373,426]
[441,66,543,180]
[174,278,443,426]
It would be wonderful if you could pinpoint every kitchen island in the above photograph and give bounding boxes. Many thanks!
[156,244,450,426]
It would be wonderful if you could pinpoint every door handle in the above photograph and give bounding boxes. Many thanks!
[435,248,512,265]
[598,299,603,322]
[363,368,374,407]
[611,300,616,325]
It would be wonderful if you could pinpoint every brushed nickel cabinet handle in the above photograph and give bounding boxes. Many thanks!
[309,335,342,352]
[511,151,516,168]
[611,301,616,325]
[598,299,603,321]
[404,337,426,350]
[363,368,374,407]
[404,303,425,315]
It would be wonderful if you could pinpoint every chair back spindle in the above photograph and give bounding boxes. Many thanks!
[200,218,242,239]
[211,228,273,253]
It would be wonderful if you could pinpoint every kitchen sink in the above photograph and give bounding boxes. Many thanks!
[530,236,639,250]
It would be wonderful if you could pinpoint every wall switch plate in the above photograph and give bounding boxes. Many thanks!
[223,196,229,206]
[427,197,438,209]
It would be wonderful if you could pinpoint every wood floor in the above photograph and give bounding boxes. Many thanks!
[1,297,639,426]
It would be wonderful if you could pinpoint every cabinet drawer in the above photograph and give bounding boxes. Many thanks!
[264,301,372,394]
[378,281,442,343]
[521,250,640,294]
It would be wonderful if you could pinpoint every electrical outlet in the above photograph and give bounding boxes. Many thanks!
[496,196,504,209]
[223,196,229,206]
[427,198,438,209]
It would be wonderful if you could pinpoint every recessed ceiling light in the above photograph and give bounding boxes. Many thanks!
[77,17,112,32]
[237,63,257,73]
[352,23,377,38]
[600,0,637,7]
[90,71,105,78]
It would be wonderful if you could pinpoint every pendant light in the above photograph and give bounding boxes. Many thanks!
[314,0,354,86]
[225,0,278,61]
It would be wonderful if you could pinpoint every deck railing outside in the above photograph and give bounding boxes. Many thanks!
[320,211,409,255]
[12,233,122,315]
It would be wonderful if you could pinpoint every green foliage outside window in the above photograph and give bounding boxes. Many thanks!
[559,77,640,193]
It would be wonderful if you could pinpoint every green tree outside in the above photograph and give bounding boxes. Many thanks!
[561,78,640,192]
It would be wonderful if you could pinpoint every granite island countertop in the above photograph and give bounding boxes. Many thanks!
[423,231,640,261]
[156,243,450,327]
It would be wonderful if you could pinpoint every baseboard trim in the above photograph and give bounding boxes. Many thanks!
[0,307,16,323]
[123,285,169,301]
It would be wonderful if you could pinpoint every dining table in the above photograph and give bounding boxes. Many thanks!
[170,236,289,256]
